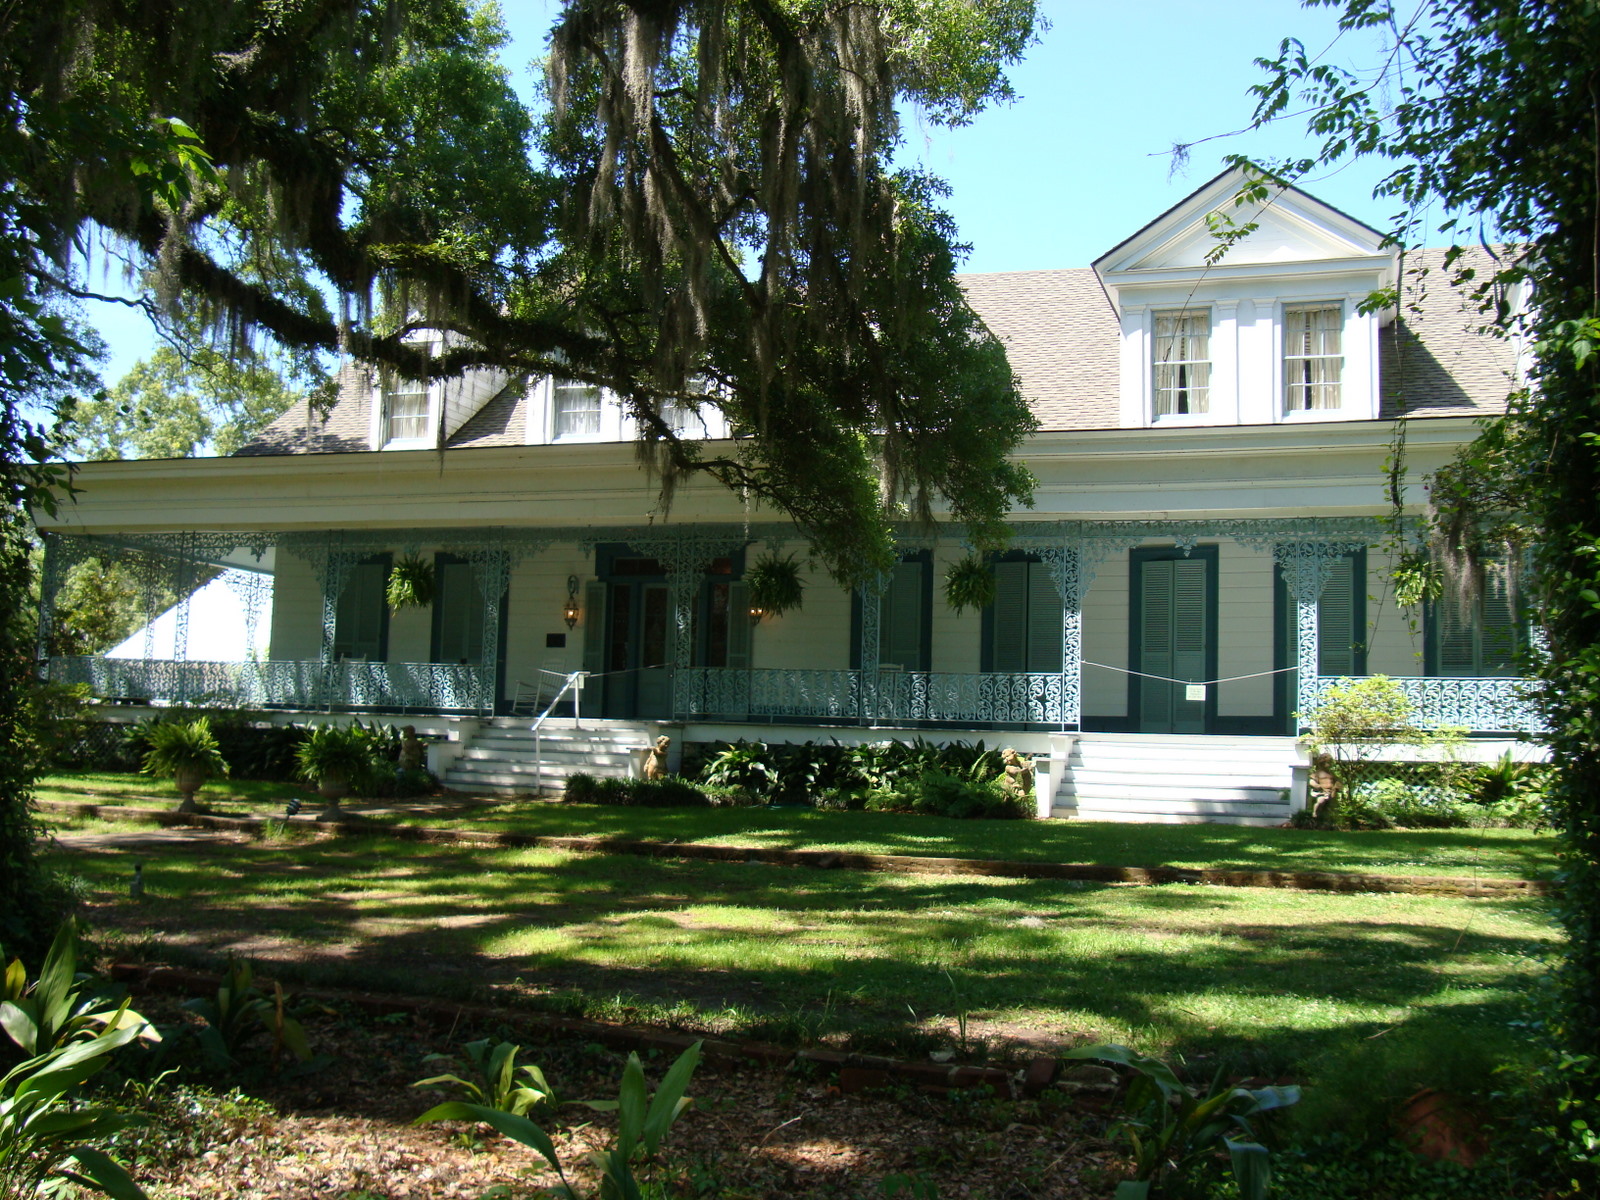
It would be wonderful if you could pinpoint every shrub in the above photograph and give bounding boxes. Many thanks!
[565,775,713,807]
[563,772,599,803]
[701,740,778,799]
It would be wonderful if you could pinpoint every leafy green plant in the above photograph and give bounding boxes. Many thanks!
[413,1039,558,1117]
[943,554,996,615]
[0,1022,151,1200]
[181,957,310,1071]
[415,1041,701,1200]
[701,740,778,800]
[1,925,155,1058]
[1064,1043,1299,1200]
[386,554,435,612]
[295,722,377,804]
[745,552,805,618]
[138,718,229,813]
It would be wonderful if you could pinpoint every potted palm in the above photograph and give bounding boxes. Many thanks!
[295,723,375,819]
[140,717,230,813]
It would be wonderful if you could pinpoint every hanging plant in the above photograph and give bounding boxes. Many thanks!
[944,555,996,615]
[386,554,435,612]
[745,552,805,619]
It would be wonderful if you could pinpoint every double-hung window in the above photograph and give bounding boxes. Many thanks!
[1152,310,1210,416]
[553,379,602,437]
[1284,306,1344,411]
[383,384,430,443]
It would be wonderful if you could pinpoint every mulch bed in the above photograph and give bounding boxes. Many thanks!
[104,980,1125,1200]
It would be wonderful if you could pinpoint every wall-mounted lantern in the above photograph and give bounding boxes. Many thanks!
[563,575,582,629]
[747,604,767,625]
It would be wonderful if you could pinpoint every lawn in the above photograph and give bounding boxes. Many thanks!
[36,769,1560,881]
[43,813,1560,1081]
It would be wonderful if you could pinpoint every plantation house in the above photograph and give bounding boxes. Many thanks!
[35,168,1543,822]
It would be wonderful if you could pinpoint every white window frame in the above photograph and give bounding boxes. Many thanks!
[552,378,603,439]
[374,337,439,449]
[1282,304,1345,415]
[1151,308,1212,419]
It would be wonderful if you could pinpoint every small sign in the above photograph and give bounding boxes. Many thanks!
[1185,684,1207,703]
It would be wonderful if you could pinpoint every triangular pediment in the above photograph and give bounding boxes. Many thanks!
[1094,166,1392,280]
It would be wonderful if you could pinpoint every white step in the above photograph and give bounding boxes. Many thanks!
[1061,781,1288,805]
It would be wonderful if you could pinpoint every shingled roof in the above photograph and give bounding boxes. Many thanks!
[234,247,1515,456]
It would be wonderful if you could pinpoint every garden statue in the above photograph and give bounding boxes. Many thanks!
[399,725,424,772]
[643,735,672,781]
[1001,747,1034,800]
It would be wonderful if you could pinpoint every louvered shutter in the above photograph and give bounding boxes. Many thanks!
[1171,558,1207,733]
[1026,565,1063,673]
[1478,576,1518,673]
[582,581,607,674]
[1140,560,1175,729]
[992,561,1027,671]
[1317,556,1357,676]
[879,561,924,669]
[1437,590,1476,674]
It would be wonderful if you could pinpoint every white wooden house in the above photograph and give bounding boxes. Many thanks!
[36,168,1541,821]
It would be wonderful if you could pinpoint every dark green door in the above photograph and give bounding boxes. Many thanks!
[1136,554,1211,734]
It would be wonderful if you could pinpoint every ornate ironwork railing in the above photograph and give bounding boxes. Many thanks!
[48,656,489,714]
[676,667,1066,726]
[1312,674,1546,734]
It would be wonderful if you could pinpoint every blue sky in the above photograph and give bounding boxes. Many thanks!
[82,0,1396,382]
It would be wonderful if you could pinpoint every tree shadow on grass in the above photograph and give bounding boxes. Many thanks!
[49,832,1554,1078]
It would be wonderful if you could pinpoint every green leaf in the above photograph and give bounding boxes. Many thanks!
[1225,1136,1271,1200]
[413,1101,564,1177]
[615,1052,647,1154]
[640,1041,701,1155]
[1113,1181,1152,1200]
[58,1145,149,1200]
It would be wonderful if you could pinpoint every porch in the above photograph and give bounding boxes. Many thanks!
[35,517,1545,737]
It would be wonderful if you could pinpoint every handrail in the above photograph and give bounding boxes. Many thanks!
[531,670,588,795]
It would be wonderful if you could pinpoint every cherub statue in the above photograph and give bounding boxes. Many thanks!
[643,735,672,781]
[1001,747,1035,799]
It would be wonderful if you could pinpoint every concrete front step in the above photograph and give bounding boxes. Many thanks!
[1058,809,1289,827]
[1061,782,1289,805]
[443,718,657,796]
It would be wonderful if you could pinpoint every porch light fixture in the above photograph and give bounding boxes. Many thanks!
[748,604,767,625]
[563,575,581,629]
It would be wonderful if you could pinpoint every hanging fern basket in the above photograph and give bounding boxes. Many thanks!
[745,552,805,619]
[387,554,435,612]
[944,555,996,615]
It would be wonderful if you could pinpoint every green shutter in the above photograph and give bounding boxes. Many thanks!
[1172,558,1207,733]
[1317,556,1357,676]
[879,560,924,669]
[582,580,607,674]
[1479,577,1518,672]
[1437,588,1476,674]
[991,561,1027,671]
[334,560,387,661]
[1140,560,1175,729]
[435,560,485,665]
[1026,565,1063,673]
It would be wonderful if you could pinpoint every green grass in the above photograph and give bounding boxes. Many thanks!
[395,799,1556,880]
[42,815,1561,1080]
[36,769,1559,880]
[37,771,299,814]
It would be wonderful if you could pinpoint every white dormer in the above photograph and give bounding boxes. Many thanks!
[522,376,732,444]
[1092,166,1399,429]
[370,333,509,450]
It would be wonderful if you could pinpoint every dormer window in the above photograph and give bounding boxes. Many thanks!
[553,379,602,437]
[1284,306,1343,411]
[383,384,430,443]
[1153,310,1210,416]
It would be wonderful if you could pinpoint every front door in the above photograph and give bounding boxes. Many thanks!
[600,579,672,719]
[1133,549,1215,734]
